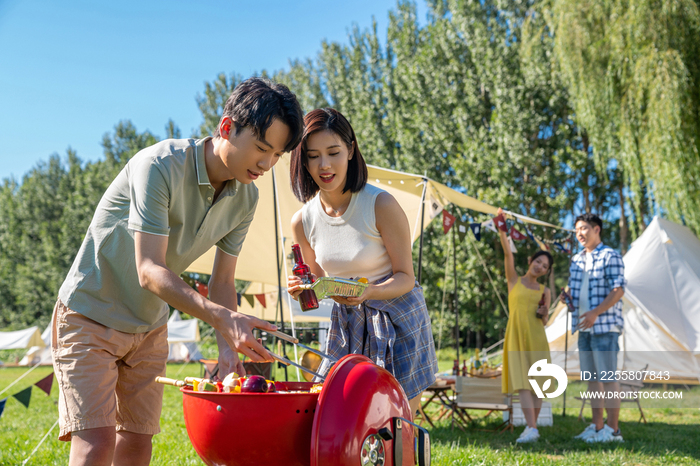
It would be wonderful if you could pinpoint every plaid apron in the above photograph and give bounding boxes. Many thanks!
[317,276,438,400]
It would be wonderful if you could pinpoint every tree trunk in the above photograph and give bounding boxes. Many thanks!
[619,184,629,254]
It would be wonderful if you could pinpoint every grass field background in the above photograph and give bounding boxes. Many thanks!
[1,356,699,465]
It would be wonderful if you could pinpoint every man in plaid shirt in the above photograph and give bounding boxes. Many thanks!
[563,213,626,443]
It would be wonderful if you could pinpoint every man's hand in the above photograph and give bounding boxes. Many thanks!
[577,310,598,330]
[215,309,276,365]
[217,341,244,378]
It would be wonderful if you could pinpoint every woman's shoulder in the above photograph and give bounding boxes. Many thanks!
[361,183,387,197]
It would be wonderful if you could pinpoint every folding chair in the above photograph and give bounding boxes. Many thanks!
[451,376,513,432]
[620,365,648,423]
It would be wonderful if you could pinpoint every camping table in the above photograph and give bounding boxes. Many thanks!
[417,380,454,428]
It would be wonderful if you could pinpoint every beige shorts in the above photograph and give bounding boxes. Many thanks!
[51,299,168,441]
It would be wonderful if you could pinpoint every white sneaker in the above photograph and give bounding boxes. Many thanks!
[574,423,597,440]
[516,426,540,443]
[585,424,624,443]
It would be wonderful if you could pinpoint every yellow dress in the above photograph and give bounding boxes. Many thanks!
[502,277,551,394]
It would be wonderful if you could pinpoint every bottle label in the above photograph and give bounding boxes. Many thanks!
[301,275,312,285]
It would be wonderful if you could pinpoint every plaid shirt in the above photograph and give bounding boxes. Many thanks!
[568,242,626,334]
[317,276,438,400]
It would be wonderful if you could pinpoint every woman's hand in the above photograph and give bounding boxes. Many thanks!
[331,284,375,306]
[537,304,548,324]
[287,273,318,300]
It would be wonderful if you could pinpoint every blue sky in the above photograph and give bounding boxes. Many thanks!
[0,0,427,182]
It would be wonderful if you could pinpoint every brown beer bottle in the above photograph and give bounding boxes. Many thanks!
[291,244,319,311]
[537,292,545,319]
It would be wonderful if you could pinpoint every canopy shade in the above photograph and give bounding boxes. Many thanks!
[185,158,562,286]
[236,282,333,323]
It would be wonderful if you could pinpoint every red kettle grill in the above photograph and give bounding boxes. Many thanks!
[177,353,430,466]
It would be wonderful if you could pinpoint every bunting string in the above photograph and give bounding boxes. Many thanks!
[465,231,509,318]
[0,358,43,398]
[21,418,59,466]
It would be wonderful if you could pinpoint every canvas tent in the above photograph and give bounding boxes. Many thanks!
[0,326,44,351]
[19,325,52,366]
[546,217,700,383]
[167,310,203,362]
[185,157,562,324]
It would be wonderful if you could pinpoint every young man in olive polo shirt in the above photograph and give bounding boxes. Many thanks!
[52,77,303,466]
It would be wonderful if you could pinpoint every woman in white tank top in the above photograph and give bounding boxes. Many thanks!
[287,108,438,416]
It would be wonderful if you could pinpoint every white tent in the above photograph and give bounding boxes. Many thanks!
[17,312,207,364]
[19,325,52,366]
[0,326,44,350]
[167,310,203,362]
[547,217,700,384]
[185,158,562,323]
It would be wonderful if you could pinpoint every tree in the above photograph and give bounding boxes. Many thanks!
[0,121,158,329]
[547,0,700,236]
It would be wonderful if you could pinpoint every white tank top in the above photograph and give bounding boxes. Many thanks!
[301,184,393,283]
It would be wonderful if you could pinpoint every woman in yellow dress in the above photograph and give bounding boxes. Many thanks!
[497,208,553,443]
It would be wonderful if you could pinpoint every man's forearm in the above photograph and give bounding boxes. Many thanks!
[593,287,625,316]
[138,261,225,328]
[209,278,238,354]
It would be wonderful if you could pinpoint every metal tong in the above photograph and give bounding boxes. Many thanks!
[267,330,336,381]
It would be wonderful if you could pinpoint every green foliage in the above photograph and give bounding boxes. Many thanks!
[547,0,700,234]
[0,365,699,465]
[190,0,628,350]
[0,121,158,329]
[3,0,697,352]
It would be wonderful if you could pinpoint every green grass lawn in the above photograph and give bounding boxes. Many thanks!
[1,362,699,465]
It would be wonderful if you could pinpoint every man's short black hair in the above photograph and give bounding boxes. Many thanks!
[575,212,603,234]
[216,77,303,153]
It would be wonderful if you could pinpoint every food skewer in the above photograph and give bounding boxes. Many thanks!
[155,376,187,387]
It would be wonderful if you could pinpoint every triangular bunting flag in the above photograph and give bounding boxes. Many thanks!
[236,292,242,307]
[12,386,32,408]
[507,236,518,254]
[255,294,267,308]
[493,214,508,232]
[553,242,571,254]
[442,210,456,234]
[509,226,527,241]
[243,294,255,308]
[195,281,209,298]
[481,219,497,233]
[34,373,54,396]
[469,223,482,241]
[427,194,444,221]
[456,220,468,243]
[0,398,6,420]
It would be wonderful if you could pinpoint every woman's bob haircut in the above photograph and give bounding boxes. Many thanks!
[290,108,368,203]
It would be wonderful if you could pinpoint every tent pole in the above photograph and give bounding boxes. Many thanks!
[417,177,427,285]
[272,168,288,381]
[453,216,459,365]
[562,231,575,416]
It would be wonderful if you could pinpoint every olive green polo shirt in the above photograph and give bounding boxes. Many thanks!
[58,137,258,333]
